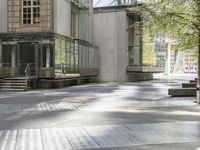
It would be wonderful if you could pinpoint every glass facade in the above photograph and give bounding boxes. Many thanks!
[128,14,141,66]
[153,33,167,67]
[127,13,166,72]
[0,34,54,78]
[71,0,91,41]
[0,33,99,79]
[54,35,99,78]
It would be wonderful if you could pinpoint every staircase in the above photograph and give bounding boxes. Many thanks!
[0,63,36,91]
[0,78,29,91]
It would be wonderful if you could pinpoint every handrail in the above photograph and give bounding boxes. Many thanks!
[24,63,31,89]
[25,63,37,89]
[25,64,30,78]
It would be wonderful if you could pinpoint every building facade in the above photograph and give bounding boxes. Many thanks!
[93,6,166,82]
[169,50,197,74]
[0,0,99,81]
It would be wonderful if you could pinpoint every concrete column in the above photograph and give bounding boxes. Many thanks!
[46,45,50,68]
[0,40,2,63]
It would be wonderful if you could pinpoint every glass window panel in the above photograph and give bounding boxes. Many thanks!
[22,0,40,24]
[55,36,61,77]
[66,39,71,71]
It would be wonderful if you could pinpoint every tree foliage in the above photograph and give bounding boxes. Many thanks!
[129,0,200,53]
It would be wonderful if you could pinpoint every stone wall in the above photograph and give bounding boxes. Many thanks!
[53,0,71,37]
[92,10,127,82]
[0,0,7,32]
[7,0,53,32]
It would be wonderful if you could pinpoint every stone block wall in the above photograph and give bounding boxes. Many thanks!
[7,0,53,32]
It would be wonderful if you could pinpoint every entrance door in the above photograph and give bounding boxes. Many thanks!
[17,43,37,76]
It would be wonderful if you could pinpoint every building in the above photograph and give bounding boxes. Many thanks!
[0,0,99,89]
[169,50,197,74]
[184,51,198,73]
[92,5,166,82]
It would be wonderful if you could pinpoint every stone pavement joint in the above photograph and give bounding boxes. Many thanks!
[0,121,200,150]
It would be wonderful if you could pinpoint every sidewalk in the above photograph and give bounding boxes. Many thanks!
[0,74,200,150]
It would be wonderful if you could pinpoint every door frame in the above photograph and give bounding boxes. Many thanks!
[16,42,39,77]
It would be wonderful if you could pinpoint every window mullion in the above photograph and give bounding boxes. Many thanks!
[31,7,33,24]
[22,0,40,25]
[31,0,33,24]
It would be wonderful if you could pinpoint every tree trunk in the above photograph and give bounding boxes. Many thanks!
[197,31,200,103]
[196,0,200,103]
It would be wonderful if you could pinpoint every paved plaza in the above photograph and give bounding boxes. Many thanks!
[0,74,200,150]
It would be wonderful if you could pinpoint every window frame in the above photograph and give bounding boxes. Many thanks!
[22,0,40,25]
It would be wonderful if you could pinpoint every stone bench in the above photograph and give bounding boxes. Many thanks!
[182,83,196,88]
[190,80,197,83]
[168,88,196,97]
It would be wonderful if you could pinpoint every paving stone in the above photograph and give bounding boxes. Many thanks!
[64,127,90,137]
[22,104,36,111]
[15,139,44,150]
[41,128,66,138]
[67,136,100,149]
[43,137,72,150]
[0,140,16,150]
[18,129,42,139]
[0,105,21,113]
[0,130,18,141]
[84,126,112,137]
[92,135,120,148]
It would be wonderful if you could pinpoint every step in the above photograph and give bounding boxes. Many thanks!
[182,83,196,88]
[168,88,196,97]
[1,80,26,83]
[0,88,26,92]
[0,82,26,85]
[3,78,26,80]
[0,85,26,89]
[0,78,30,92]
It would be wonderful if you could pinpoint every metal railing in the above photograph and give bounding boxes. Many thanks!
[24,64,31,89]
[24,63,36,76]
[0,63,12,79]
[0,63,37,79]
[24,63,37,89]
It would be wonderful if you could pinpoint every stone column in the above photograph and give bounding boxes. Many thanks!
[11,45,16,77]
[0,40,2,63]
[46,45,50,68]
[11,45,16,67]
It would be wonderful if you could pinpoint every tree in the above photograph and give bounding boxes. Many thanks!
[129,0,200,102]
